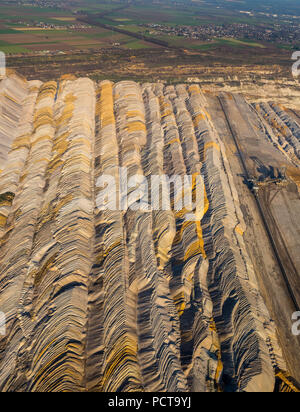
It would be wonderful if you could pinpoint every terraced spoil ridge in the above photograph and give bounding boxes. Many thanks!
[0,74,298,392]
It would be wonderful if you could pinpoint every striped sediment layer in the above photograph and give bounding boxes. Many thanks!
[0,75,297,392]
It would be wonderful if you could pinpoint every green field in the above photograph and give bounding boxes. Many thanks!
[217,38,266,48]
[123,39,152,50]
[0,45,30,53]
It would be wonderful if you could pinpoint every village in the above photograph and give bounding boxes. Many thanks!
[143,21,300,45]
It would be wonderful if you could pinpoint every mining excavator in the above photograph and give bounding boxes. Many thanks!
[246,160,288,193]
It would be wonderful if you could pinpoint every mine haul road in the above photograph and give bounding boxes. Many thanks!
[219,95,300,312]
[217,94,300,381]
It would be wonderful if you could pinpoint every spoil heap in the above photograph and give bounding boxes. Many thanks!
[0,74,299,392]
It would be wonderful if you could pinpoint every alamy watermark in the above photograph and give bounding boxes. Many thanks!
[96,168,206,222]
[0,52,6,78]
[292,312,300,336]
[292,51,300,78]
[0,311,5,336]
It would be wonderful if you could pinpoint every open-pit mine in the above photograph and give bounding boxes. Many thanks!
[0,73,299,392]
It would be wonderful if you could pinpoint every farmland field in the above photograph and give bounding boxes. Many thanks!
[0,2,130,54]
[0,0,299,86]
[0,0,299,55]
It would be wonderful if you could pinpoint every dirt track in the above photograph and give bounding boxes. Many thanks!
[206,92,300,382]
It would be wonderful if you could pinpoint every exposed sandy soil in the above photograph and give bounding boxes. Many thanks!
[205,92,300,382]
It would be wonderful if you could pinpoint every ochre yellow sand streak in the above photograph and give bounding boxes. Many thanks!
[276,370,300,393]
[96,240,122,265]
[209,319,223,387]
[33,339,57,368]
[199,142,220,163]
[158,96,173,118]
[0,215,7,228]
[100,82,115,128]
[126,121,146,133]
[174,173,209,260]
[196,220,207,259]
[174,291,186,317]
[204,141,220,155]
[173,221,194,245]
[192,113,205,127]
[3,93,18,104]
[204,109,211,120]
[102,337,139,388]
[35,82,57,105]
[193,173,209,259]
[31,352,66,389]
[11,135,30,150]
[60,74,77,81]
[287,168,300,191]
[166,138,181,146]
[56,94,76,127]
[126,110,144,120]
[48,93,76,173]
[235,224,244,236]
[188,85,201,95]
